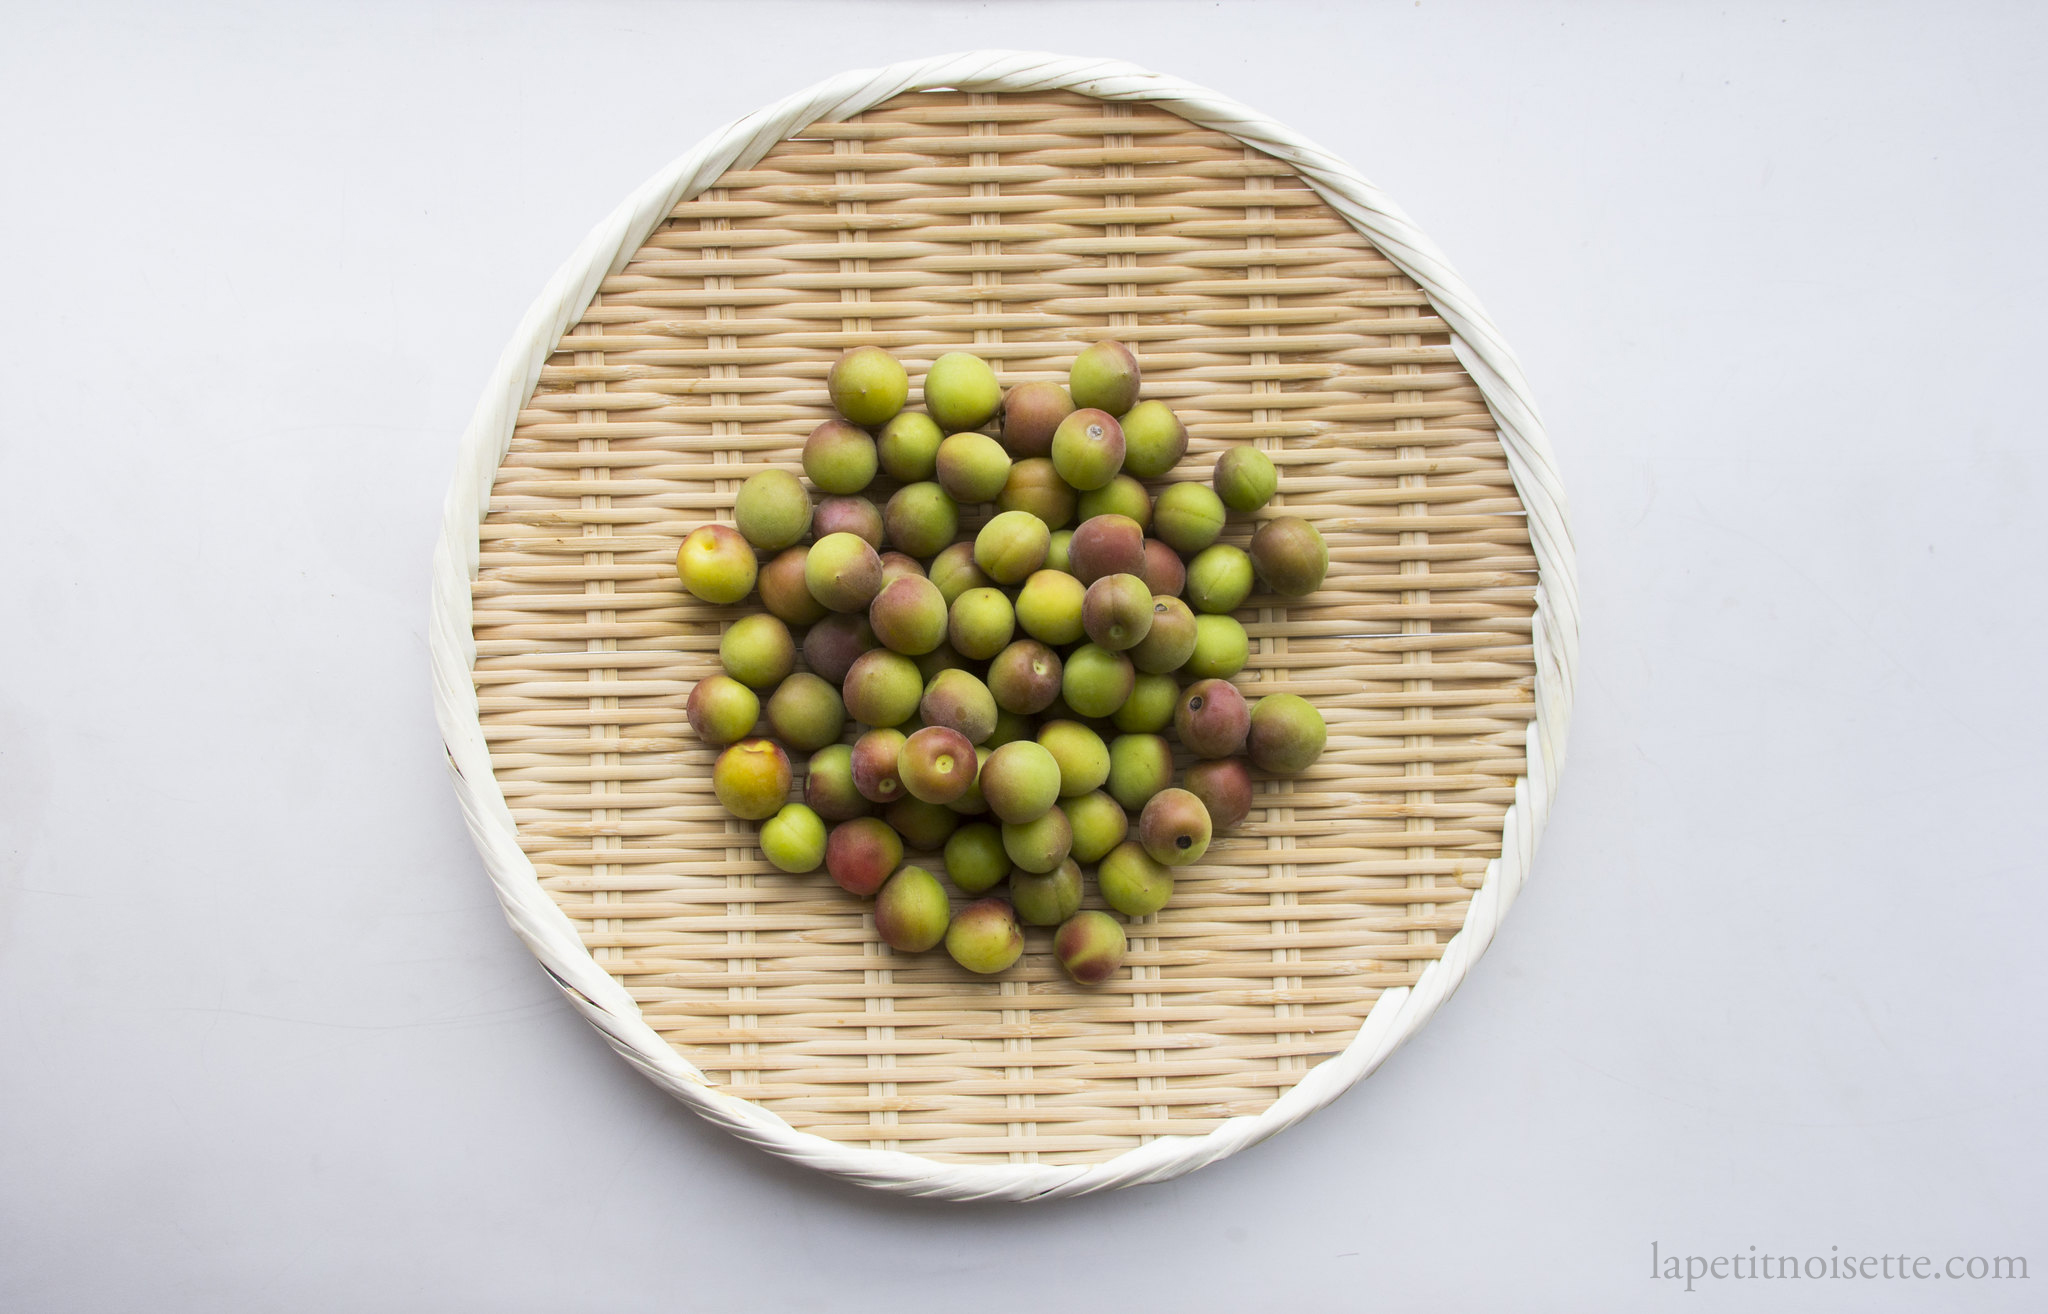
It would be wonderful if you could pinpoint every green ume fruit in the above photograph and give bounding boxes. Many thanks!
[1106,734,1174,813]
[984,709,1034,749]
[1077,476,1151,530]
[883,482,959,559]
[841,649,923,727]
[828,346,909,428]
[998,457,1077,529]
[1054,910,1127,984]
[1064,789,1130,863]
[1037,720,1111,797]
[766,672,846,752]
[973,509,1051,585]
[877,411,944,482]
[1010,857,1082,926]
[1068,340,1141,415]
[1050,409,1126,491]
[914,643,968,684]
[1113,670,1180,734]
[804,532,883,613]
[946,897,1024,974]
[1061,643,1136,719]
[987,639,1062,715]
[927,542,990,604]
[1175,678,1250,760]
[1152,482,1226,554]
[899,726,978,805]
[1214,445,1278,511]
[720,613,795,690]
[884,797,959,851]
[979,740,1063,825]
[1118,400,1188,479]
[760,803,828,873]
[1183,757,1254,830]
[935,431,1013,504]
[1068,514,1146,584]
[948,587,1015,661]
[1130,596,1197,675]
[1015,569,1086,646]
[850,727,909,804]
[868,574,949,656]
[733,468,812,550]
[1249,516,1330,597]
[1045,529,1074,574]
[813,495,883,548]
[944,822,1011,893]
[826,816,903,896]
[874,865,951,952]
[1247,693,1329,773]
[804,744,870,821]
[687,674,760,746]
[1000,380,1074,458]
[1002,807,1073,876]
[676,524,757,605]
[1185,544,1254,614]
[1082,574,1154,652]
[802,613,875,685]
[1140,787,1213,866]
[1097,841,1174,918]
[1139,539,1185,597]
[920,667,998,744]
[924,351,1002,433]
[1183,614,1250,681]
[759,546,828,626]
[803,419,879,495]
[713,739,792,821]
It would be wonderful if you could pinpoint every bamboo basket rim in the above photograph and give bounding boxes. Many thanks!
[430,50,1578,1201]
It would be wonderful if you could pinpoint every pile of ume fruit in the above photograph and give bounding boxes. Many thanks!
[677,343,1329,984]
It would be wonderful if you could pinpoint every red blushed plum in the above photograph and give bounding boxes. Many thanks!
[801,613,876,685]
[840,648,923,727]
[986,639,1062,716]
[1139,787,1213,867]
[997,457,1078,530]
[899,726,978,805]
[1183,757,1254,830]
[850,727,909,804]
[1068,514,1146,584]
[1054,910,1128,984]
[814,495,884,548]
[758,546,828,626]
[1248,516,1330,598]
[868,574,949,656]
[927,541,990,605]
[712,739,792,821]
[1173,678,1250,759]
[825,817,903,896]
[878,552,925,586]
[1139,538,1186,597]
[919,668,998,744]
[1129,596,1197,675]
[999,379,1074,458]
[1081,574,1154,652]
[804,744,870,822]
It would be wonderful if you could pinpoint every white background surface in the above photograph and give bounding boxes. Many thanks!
[2,2,2043,1309]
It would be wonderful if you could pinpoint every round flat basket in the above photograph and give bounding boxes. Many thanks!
[431,52,1576,1201]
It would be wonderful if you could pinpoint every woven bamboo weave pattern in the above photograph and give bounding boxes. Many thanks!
[471,88,1536,1166]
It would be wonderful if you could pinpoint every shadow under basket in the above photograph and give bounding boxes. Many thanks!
[433,53,1576,1201]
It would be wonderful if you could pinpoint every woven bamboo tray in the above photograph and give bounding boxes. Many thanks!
[431,52,1576,1201]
